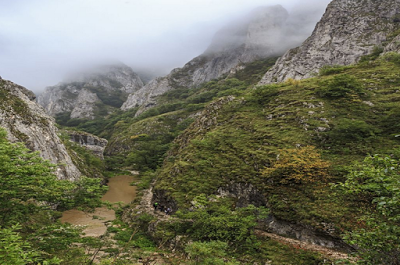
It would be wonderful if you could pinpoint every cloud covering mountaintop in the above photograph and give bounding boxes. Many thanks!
[0,0,331,92]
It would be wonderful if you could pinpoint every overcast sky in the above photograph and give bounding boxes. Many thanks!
[0,0,331,93]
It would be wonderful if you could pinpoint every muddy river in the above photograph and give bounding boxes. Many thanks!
[60,175,137,237]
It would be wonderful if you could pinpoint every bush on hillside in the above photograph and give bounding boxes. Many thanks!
[319,65,353,76]
[340,153,400,264]
[262,146,330,185]
[317,74,365,99]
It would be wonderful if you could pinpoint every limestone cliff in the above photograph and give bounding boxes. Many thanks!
[0,77,81,180]
[37,63,143,119]
[68,130,108,160]
[259,0,400,84]
[122,5,317,115]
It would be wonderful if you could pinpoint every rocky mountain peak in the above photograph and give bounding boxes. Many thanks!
[204,5,289,58]
[259,0,400,85]
[122,4,317,115]
[37,63,144,120]
[68,63,143,94]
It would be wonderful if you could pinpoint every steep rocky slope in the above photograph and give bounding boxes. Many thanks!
[121,4,323,115]
[0,77,81,180]
[259,0,400,84]
[37,63,143,120]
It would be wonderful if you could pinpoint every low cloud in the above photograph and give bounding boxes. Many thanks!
[0,0,331,93]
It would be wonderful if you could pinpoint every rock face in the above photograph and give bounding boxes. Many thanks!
[217,182,266,208]
[122,5,322,115]
[259,215,350,250]
[385,34,400,53]
[0,78,81,181]
[259,0,400,85]
[68,130,108,160]
[37,63,144,119]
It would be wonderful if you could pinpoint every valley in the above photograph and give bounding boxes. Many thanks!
[1,0,400,264]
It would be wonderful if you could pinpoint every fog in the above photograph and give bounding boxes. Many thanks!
[0,0,331,93]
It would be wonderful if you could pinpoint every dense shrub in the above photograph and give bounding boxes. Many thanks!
[262,146,330,185]
[55,112,72,126]
[359,46,384,63]
[327,118,379,143]
[319,65,353,76]
[317,74,364,99]
[381,52,400,66]
[253,84,280,104]
[340,153,400,264]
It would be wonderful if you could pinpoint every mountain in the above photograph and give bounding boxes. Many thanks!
[6,0,400,263]
[259,0,400,84]
[121,4,323,115]
[37,63,143,120]
[0,77,81,180]
[113,0,400,255]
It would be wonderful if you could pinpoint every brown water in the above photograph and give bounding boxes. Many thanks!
[60,175,137,237]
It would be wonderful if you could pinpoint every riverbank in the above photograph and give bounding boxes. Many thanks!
[61,175,137,237]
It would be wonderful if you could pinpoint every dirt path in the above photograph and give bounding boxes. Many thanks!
[255,230,355,262]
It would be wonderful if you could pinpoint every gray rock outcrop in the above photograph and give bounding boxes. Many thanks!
[68,130,108,159]
[259,0,400,85]
[70,89,100,119]
[384,34,400,53]
[37,63,144,119]
[122,4,323,115]
[0,78,81,181]
[260,215,350,250]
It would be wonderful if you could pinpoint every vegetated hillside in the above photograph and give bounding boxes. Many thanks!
[153,52,400,238]
[51,54,400,263]
[59,58,277,171]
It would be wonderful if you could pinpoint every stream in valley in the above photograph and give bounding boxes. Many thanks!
[60,175,137,237]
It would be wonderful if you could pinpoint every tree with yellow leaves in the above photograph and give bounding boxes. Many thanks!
[262,146,330,185]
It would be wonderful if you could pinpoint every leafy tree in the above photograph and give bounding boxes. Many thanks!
[0,127,106,225]
[0,224,61,265]
[340,153,400,264]
[176,195,268,251]
[0,127,106,262]
[0,128,71,225]
[262,146,330,185]
[327,118,379,143]
[185,241,240,265]
[317,74,364,99]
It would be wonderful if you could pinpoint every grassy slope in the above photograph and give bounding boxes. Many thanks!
[154,55,400,233]
[100,58,279,171]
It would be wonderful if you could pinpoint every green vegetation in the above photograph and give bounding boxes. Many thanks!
[77,54,399,263]
[153,54,400,240]
[316,74,366,99]
[5,48,400,263]
[146,195,323,264]
[339,152,400,264]
[184,241,240,265]
[358,46,384,63]
[0,127,107,263]
[87,85,127,108]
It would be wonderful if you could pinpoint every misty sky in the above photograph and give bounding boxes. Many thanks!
[0,0,331,93]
